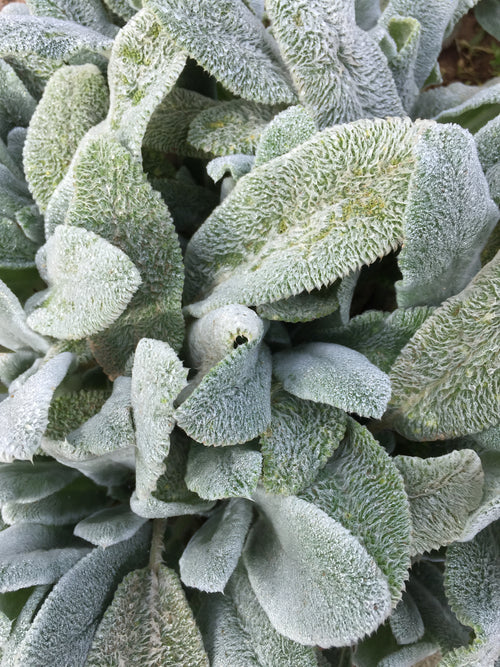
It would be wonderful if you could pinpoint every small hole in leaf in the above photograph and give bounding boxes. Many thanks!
[233,335,248,348]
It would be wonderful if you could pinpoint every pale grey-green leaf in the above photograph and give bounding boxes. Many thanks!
[73,506,147,548]
[274,342,391,418]
[180,499,253,592]
[256,281,342,323]
[0,351,38,389]
[86,563,209,666]
[383,16,421,111]
[254,105,316,167]
[0,60,36,128]
[207,155,255,183]
[0,278,48,353]
[25,0,118,37]
[185,442,262,500]
[102,0,136,21]
[0,460,79,504]
[434,80,500,133]
[475,113,500,174]
[389,591,425,645]
[0,352,72,462]
[476,0,500,40]
[394,450,484,555]
[27,226,142,340]
[355,0,381,30]
[411,81,480,121]
[244,489,392,647]
[0,585,49,667]
[460,451,500,541]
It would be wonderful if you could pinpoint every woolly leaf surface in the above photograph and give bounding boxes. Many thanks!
[146,0,296,105]
[188,100,278,156]
[273,342,391,418]
[260,390,346,495]
[23,64,109,212]
[0,16,112,97]
[0,166,32,218]
[45,388,111,441]
[254,105,316,166]
[132,338,187,501]
[0,60,36,128]
[180,499,253,593]
[101,0,136,21]
[176,340,272,446]
[475,112,500,175]
[388,253,500,440]
[411,81,480,121]
[476,0,500,40]
[73,506,147,548]
[0,352,72,462]
[25,0,118,37]
[353,621,436,667]
[0,350,38,389]
[184,117,426,314]
[0,217,43,269]
[0,460,79,504]
[0,278,48,353]
[460,451,500,541]
[207,154,255,183]
[244,489,392,647]
[86,563,209,666]
[185,442,262,500]
[434,81,500,133]
[65,134,185,375]
[256,281,342,323]
[266,0,403,128]
[0,523,89,593]
[196,564,322,666]
[394,450,484,555]
[14,523,151,667]
[300,419,411,604]
[355,0,381,30]
[27,226,142,340]
[0,585,50,666]
[396,123,499,307]
[0,136,23,180]
[108,8,187,157]
[151,177,218,236]
[389,591,425,645]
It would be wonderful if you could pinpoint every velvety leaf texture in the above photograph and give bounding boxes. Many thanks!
[459,451,500,542]
[256,281,343,323]
[389,591,425,646]
[23,64,109,212]
[0,59,37,128]
[25,0,118,38]
[0,460,79,504]
[207,154,255,184]
[0,278,48,353]
[73,506,147,548]
[266,0,404,128]
[254,104,316,166]
[146,0,296,105]
[27,226,142,340]
[86,564,209,666]
[388,252,500,440]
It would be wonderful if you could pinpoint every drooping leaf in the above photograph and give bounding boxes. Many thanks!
[266,0,403,128]
[476,0,500,40]
[196,564,323,666]
[180,499,254,593]
[388,252,500,440]
[13,523,151,667]
[411,80,481,121]
[432,81,500,134]
[273,342,391,418]
[73,506,147,548]
[0,16,112,97]
[0,585,50,666]
[27,226,142,340]
[300,419,411,605]
[256,281,343,323]
[25,0,118,38]
[459,451,500,541]
[188,100,279,156]
[23,64,109,212]
[389,591,425,646]
[0,278,48,353]
[86,563,209,666]
[107,7,187,158]
[0,523,89,593]
[0,350,38,389]
[395,450,484,555]
[475,114,500,174]
[0,460,79,504]
[176,339,272,446]
[0,352,73,462]
[0,166,32,218]
[146,0,296,105]
[207,154,255,183]
[131,338,188,502]
[0,60,37,128]
[244,488,392,647]
[260,390,346,495]
[185,442,262,500]
[254,104,316,166]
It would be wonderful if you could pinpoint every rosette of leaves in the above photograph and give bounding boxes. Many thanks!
[0,0,499,665]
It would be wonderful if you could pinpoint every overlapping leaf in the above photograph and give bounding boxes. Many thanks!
[0,60,37,129]
[0,278,48,353]
[25,0,118,37]
[74,506,147,548]
[254,104,316,166]
[0,460,79,504]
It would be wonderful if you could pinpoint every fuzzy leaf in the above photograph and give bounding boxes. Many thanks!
[0,585,50,666]
[176,340,272,446]
[0,352,73,462]
[0,460,79,504]
[65,134,185,375]
[73,506,147,548]
[27,226,142,340]
[151,177,218,236]
[146,0,296,105]
[184,117,428,314]
[196,564,322,666]
[443,523,500,666]
[108,8,187,157]
[25,0,118,37]
[180,499,253,593]
[207,154,255,183]
[0,59,36,130]
[23,64,109,212]
[254,104,316,166]
[0,523,89,593]
[389,591,425,646]
[476,114,500,174]
[45,388,111,441]
[101,0,136,21]
[185,442,262,500]
[394,450,484,556]
[433,81,500,133]
[380,16,421,112]
[0,278,48,353]
[260,390,346,495]
[0,351,38,389]
[188,100,278,156]
[132,338,188,501]
[300,419,411,605]
[388,253,500,440]
[86,563,209,666]
[460,451,500,541]
[266,0,403,128]
[14,523,151,667]
[256,281,343,323]
[476,0,500,40]
[274,342,391,418]
[244,488,392,647]
[0,16,112,97]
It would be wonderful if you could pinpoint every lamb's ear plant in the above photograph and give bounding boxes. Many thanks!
[0,0,498,665]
